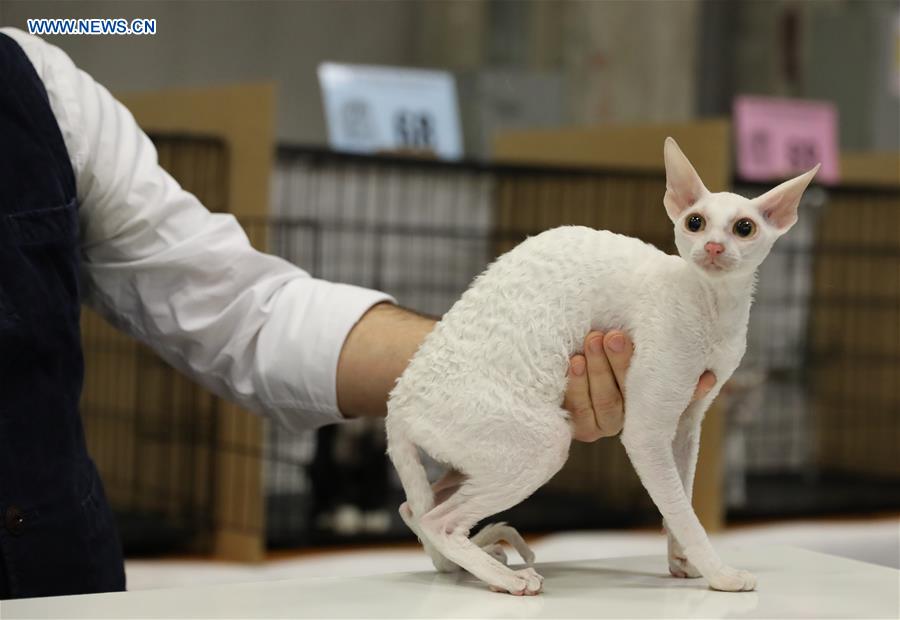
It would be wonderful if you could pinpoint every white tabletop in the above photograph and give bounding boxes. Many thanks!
[3,545,898,619]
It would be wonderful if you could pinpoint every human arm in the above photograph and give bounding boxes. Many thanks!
[336,302,435,418]
[4,28,394,431]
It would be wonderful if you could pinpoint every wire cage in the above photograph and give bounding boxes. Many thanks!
[79,136,900,557]
[259,148,689,545]
[723,182,900,519]
[262,147,900,546]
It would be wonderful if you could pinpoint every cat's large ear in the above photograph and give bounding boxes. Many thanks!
[663,137,709,222]
[752,164,820,232]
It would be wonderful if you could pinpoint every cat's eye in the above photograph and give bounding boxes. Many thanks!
[733,218,756,238]
[685,214,705,232]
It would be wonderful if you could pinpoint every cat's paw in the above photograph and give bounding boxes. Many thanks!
[668,553,701,578]
[488,568,544,596]
[707,566,757,592]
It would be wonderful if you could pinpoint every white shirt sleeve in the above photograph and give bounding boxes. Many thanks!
[2,28,395,430]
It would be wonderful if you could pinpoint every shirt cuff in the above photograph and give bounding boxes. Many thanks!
[258,280,395,431]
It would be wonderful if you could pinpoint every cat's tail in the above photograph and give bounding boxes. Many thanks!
[385,419,434,518]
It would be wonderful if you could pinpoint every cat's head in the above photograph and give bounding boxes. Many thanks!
[663,137,818,279]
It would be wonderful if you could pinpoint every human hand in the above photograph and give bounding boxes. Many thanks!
[564,331,717,442]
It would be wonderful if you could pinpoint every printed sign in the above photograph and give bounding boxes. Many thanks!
[734,95,839,185]
[318,63,463,160]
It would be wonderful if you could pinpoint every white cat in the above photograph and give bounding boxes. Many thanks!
[386,138,818,595]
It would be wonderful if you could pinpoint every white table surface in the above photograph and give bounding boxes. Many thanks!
[3,545,898,619]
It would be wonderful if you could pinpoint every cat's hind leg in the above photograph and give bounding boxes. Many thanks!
[435,469,533,565]
[471,522,535,567]
[416,420,569,595]
[387,421,457,573]
[417,478,545,595]
[389,442,514,574]
[401,508,521,571]
[398,501,468,573]
[403,473,532,571]
[397,469,470,573]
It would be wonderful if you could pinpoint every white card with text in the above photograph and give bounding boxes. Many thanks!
[318,63,463,160]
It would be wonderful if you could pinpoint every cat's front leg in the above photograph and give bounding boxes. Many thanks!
[665,397,709,579]
[666,369,733,577]
[621,382,755,592]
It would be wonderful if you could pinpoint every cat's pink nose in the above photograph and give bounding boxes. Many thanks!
[705,242,725,257]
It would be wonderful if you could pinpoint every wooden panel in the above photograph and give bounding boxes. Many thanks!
[840,152,900,188]
[493,119,732,192]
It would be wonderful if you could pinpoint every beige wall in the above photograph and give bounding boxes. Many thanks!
[0,0,702,148]
[3,0,894,152]
[558,0,700,126]
[0,0,418,144]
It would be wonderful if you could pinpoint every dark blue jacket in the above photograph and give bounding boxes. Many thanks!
[0,32,126,599]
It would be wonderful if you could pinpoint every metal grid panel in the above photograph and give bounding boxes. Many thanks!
[79,140,900,554]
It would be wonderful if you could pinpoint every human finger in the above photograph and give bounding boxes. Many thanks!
[584,331,625,437]
[564,354,604,442]
[691,370,717,402]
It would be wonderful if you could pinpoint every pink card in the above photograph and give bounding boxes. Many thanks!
[734,95,839,185]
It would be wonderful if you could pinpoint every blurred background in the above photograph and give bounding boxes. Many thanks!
[2,0,897,587]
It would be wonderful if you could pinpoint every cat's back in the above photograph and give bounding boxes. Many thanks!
[479,225,663,289]
[390,226,671,404]
[497,226,670,299]
[514,225,661,260]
